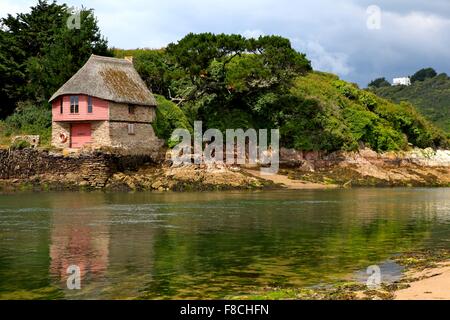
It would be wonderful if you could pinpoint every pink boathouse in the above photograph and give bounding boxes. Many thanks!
[49,55,159,151]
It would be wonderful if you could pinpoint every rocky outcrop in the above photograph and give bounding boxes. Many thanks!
[0,148,161,190]
[281,148,450,187]
[0,148,270,192]
[1,147,449,192]
[106,164,269,192]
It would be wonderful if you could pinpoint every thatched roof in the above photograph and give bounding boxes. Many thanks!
[49,55,157,106]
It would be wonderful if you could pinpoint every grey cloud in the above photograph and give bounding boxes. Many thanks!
[2,0,450,86]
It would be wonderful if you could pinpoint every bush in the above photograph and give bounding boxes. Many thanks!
[3,101,52,146]
[10,139,31,150]
[368,77,391,88]
[358,91,377,110]
[153,95,192,142]
[411,68,437,83]
[333,80,359,100]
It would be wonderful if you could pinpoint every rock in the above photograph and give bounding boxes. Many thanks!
[123,177,136,190]
[298,161,315,172]
[280,148,303,162]
[151,181,162,189]
[303,151,321,161]
[79,181,89,187]
[359,148,378,159]
[343,180,352,188]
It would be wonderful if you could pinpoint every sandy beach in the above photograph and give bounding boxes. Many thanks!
[243,168,337,189]
[395,262,450,300]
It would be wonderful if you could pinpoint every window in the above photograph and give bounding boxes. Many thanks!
[128,123,135,135]
[88,96,93,113]
[70,96,79,113]
[60,99,63,114]
[128,105,135,115]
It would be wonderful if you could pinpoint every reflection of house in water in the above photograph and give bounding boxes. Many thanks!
[48,193,156,298]
[49,194,110,294]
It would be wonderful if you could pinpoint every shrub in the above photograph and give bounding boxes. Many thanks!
[153,95,192,142]
[3,101,52,146]
[358,91,377,110]
[368,77,391,88]
[10,139,31,150]
[333,80,359,100]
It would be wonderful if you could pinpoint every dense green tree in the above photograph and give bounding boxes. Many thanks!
[368,77,391,88]
[0,0,110,117]
[165,33,311,102]
[132,50,174,95]
[411,68,437,83]
[163,33,311,130]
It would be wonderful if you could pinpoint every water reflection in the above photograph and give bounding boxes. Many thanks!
[0,189,449,299]
[49,195,110,297]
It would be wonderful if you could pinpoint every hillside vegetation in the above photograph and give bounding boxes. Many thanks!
[1,1,448,152]
[114,44,448,152]
[286,72,448,151]
[370,70,450,133]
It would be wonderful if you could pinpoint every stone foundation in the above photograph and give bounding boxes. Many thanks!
[51,122,71,149]
[109,102,156,122]
[91,121,111,148]
[52,119,162,155]
[0,149,163,189]
[109,122,160,153]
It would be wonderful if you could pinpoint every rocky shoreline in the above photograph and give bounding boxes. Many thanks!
[229,248,450,300]
[0,147,449,193]
[0,162,274,193]
[279,148,450,188]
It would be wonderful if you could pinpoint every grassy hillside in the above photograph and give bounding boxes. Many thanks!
[370,73,450,133]
[284,72,448,151]
[0,102,52,148]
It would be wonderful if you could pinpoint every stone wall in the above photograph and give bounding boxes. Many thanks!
[109,122,161,154]
[51,122,71,149]
[0,149,163,188]
[11,135,40,148]
[91,121,111,148]
[109,102,156,123]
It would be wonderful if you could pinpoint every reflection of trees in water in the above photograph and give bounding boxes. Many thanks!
[0,199,55,299]
[105,221,156,298]
[0,189,448,299]
[143,189,439,298]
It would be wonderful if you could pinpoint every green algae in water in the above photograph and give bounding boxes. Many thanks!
[0,188,449,299]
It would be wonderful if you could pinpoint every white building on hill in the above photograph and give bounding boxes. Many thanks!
[392,77,411,86]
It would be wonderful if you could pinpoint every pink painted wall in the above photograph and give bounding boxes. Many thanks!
[52,95,109,121]
[71,123,92,148]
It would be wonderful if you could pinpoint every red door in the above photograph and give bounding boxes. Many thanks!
[71,123,92,148]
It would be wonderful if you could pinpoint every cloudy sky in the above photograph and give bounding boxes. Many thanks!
[1,0,450,86]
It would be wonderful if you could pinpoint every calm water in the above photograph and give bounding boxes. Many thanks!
[0,189,449,299]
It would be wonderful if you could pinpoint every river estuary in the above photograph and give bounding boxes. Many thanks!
[0,188,449,299]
